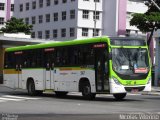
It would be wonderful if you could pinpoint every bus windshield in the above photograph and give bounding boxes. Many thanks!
[112,48,149,75]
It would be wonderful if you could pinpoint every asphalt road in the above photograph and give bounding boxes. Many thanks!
[0,85,160,120]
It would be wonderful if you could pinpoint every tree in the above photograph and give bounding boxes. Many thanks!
[0,17,32,34]
[130,0,160,47]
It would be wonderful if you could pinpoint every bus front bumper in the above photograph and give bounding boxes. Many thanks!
[109,78,151,94]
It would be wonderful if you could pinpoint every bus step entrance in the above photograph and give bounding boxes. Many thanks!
[43,89,54,93]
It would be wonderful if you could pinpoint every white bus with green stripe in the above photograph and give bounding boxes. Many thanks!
[3,36,151,100]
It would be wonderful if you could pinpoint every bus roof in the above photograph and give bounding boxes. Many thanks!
[5,36,110,52]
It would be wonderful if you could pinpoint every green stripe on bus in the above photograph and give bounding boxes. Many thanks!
[5,37,110,52]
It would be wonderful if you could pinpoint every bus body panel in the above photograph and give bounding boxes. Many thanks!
[45,69,54,90]
[3,71,15,88]
[54,68,96,92]
[22,69,44,90]
[3,69,22,89]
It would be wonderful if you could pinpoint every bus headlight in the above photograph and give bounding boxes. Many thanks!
[147,77,152,84]
[112,77,121,85]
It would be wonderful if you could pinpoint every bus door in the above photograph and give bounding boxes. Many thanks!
[14,51,23,88]
[95,45,109,92]
[44,48,55,90]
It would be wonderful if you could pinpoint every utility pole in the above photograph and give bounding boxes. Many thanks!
[93,1,97,37]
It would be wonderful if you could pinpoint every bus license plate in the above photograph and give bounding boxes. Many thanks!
[131,89,139,93]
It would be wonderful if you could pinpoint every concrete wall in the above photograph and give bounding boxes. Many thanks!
[102,0,118,36]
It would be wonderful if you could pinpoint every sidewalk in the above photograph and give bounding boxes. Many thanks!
[141,86,160,96]
[0,84,14,93]
[0,84,27,93]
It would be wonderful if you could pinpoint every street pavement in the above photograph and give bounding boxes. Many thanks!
[0,84,160,120]
[1,84,160,96]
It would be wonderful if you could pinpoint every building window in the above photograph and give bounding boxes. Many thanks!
[0,17,4,24]
[46,14,50,22]
[38,31,42,39]
[0,3,5,10]
[93,11,100,20]
[39,0,43,8]
[82,28,88,36]
[62,11,66,20]
[70,10,75,19]
[46,0,51,6]
[53,29,58,38]
[20,4,23,12]
[32,1,36,9]
[11,4,14,11]
[71,0,75,2]
[25,17,29,24]
[53,13,58,21]
[93,29,99,36]
[70,28,75,37]
[82,10,89,19]
[62,0,67,3]
[39,15,43,23]
[94,0,100,2]
[31,32,35,38]
[61,28,66,37]
[32,16,36,24]
[45,30,50,39]
[26,2,29,11]
[54,0,58,5]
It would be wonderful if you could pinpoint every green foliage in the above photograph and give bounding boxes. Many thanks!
[0,17,32,34]
[130,0,160,46]
[130,12,160,32]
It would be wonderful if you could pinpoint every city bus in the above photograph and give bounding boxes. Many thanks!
[3,36,151,100]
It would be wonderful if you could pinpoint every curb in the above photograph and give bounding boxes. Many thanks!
[141,92,160,96]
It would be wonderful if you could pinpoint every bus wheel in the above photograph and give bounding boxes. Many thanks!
[27,80,36,96]
[113,93,126,100]
[55,91,68,97]
[82,82,95,100]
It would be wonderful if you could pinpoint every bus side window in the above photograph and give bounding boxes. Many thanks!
[36,49,43,68]
[68,47,74,66]
[4,52,15,68]
[55,49,61,66]
[78,45,94,65]
[73,48,79,65]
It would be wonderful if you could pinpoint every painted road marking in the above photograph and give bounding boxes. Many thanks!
[3,95,41,100]
[0,95,41,103]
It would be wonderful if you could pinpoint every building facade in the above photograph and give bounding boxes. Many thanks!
[12,0,148,41]
[0,0,14,29]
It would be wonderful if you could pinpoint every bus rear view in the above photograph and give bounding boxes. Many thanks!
[109,37,151,100]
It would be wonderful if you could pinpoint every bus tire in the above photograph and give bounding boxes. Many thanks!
[113,93,126,100]
[82,81,95,100]
[27,80,36,96]
[55,91,68,97]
